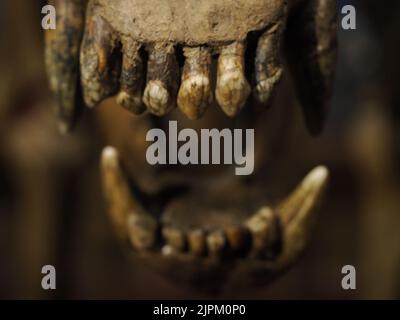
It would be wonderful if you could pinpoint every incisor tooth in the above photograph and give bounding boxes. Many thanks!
[143,43,178,116]
[117,38,145,114]
[216,41,250,117]
[178,47,212,119]
[207,230,226,257]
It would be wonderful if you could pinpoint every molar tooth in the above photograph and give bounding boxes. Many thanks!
[162,226,186,252]
[100,146,158,249]
[216,41,250,117]
[187,229,206,257]
[245,207,280,259]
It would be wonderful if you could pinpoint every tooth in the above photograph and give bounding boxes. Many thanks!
[127,213,158,251]
[187,229,206,257]
[100,146,158,249]
[116,37,145,114]
[162,226,186,252]
[216,41,251,117]
[254,20,286,106]
[225,226,250,253]
[245,207,280,258]
[143,43,178,116]
[161,245,175,257]
[276,166,329,266]
[177,47,212,119]
[44,0,86,133]
[206,230,226,257]
[80,3,120,108]
[286,0,338,135]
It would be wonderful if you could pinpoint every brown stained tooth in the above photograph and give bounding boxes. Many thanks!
[206,230,226,257]
[116,38,145,114]
[286,0,338,135]
[162,226,186,252]
[80,2,120,108]
[246,207,280,258]
[143,43,179,116]
[177,47,212,120]
[100,146,158,249]
[45,0,86,133]
[225,225,250,253]
[215,41,251,117]
[187,229,206,257]
[276,166,329,267]
[254,20,285,107]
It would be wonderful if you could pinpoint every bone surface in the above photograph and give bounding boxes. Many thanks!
[95,0,286,45]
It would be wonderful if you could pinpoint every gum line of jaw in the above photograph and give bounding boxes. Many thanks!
[79,0,287,121]
[47,0,337,136]
[101,146,329,262]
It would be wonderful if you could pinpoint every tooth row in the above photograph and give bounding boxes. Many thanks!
[160,211,280,260]
[100,147,329,264]
[46,0,337,136]
[77,3,286,120]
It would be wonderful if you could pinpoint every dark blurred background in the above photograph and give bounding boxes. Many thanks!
[0,0,399,299]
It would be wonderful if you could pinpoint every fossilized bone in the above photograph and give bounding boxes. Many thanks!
[44,0,337,293]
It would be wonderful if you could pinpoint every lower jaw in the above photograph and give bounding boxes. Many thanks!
[100,145,329,292]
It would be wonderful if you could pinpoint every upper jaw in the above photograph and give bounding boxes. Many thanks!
[100,146,329,292]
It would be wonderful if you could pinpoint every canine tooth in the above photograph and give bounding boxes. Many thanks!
[187,229,206,257]
[216,41,250,117]
[286,0,338,135]
[246,207,279,258]
[117,38,145,114]
[100,146,158,248]
[162,226,186,252]
[80,2,120,108]
[276,166,329,266]
[225,226,250,252]
[177,47,212,119]
[45,0,86,133]
[206,230,226,257]
[143,43,178,116]
[254,19,286,106]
